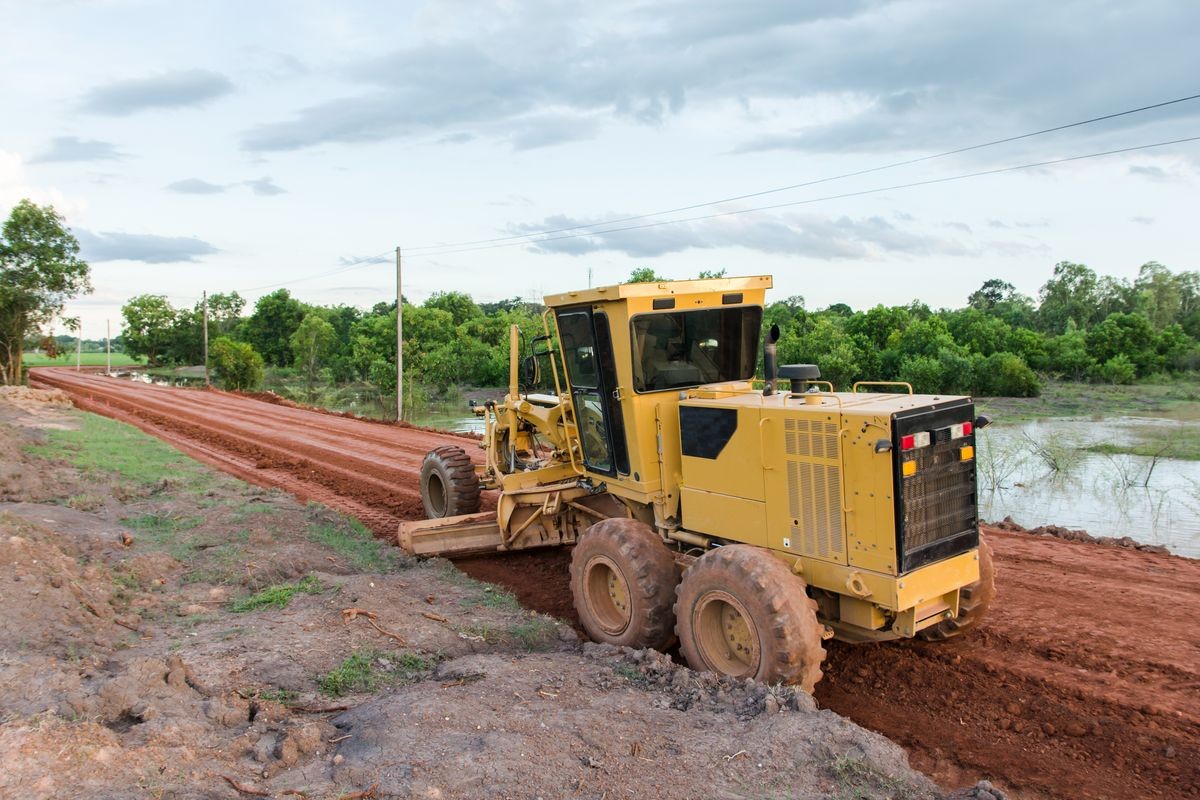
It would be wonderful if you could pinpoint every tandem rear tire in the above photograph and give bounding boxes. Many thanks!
[570,518,678,651]
[419,445,482,519]
[917,535,995,642]
[675,545,826,692]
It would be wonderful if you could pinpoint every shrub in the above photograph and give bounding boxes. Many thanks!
[974,352,1041,397]
[210,336,264,391]
[1097,354,1136,385]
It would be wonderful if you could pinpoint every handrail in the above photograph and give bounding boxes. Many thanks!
[541,309,584,475]
[852,380,913,395]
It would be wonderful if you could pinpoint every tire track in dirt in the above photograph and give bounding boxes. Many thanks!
[32,368,1200,800]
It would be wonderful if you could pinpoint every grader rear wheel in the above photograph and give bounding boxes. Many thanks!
[419,445,481,519]
[675,545,825,692]
[569,518,678,650]
[918,535,995,642]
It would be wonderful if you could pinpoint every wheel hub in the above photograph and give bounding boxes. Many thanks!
[694,591,760,678]
[583,555,631,636]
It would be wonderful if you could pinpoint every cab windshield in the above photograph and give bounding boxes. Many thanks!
[631,307,762,393]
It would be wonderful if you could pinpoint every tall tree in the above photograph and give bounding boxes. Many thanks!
[121,294,176,366]
[1037,261,1100,333]
[241,289,307,366]
[290,313,336,399]
[0,200,91,384]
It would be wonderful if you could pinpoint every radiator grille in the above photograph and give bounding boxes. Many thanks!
[784,418,843,560]
[895,406,978,571]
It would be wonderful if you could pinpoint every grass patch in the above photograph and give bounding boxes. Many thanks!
[119,512,206,561]
[830,756,914,800]
[978,380,1200,423]
[256,687,300,705]
[22,351,144,367]
[317,649,432,697]
[231,575,323,612]
[308,517,398,572]
[27,412,214,488]
[1083,430,1200,461]
[459,584,521,612]
[507,617,558,650]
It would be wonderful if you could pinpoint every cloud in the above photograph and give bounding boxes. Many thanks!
[165,178,226,194]
[30,136,126,163]
[244,176,286,196]
[239,2,1200,156]
[337,253,391,266]
[1129,216,1155,225]
[509,210,979,260]
[1128,164,1172,181]
[80,69,234,115]
[75,229,219,263]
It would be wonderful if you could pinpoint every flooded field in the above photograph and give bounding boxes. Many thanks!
[978,417,1200,557]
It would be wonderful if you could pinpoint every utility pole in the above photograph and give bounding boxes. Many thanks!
[202,290,210,387]
[75,328,81,371]
[106,320,111,374]
[396,246,403,422]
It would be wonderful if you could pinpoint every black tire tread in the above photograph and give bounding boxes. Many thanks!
[420,445,482,518]
[675,545,826,692]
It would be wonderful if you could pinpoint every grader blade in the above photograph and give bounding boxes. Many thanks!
[398,512,503,557]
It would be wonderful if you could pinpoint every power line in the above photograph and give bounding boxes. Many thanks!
[404,91,1200,254]
[401,134,1200,259]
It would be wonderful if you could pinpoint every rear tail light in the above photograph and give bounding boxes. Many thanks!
[900,431,931,451]
[949,422,973,439]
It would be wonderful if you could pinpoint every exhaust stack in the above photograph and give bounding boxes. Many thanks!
[763,324,780,397]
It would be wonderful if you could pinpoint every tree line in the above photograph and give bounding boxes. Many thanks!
[121,260,1200,400]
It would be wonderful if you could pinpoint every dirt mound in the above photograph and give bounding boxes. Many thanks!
[330,646,954,800]
[990,515,1172,554]
[0,385,72,411]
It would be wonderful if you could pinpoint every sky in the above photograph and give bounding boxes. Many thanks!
[2,0,1198,339]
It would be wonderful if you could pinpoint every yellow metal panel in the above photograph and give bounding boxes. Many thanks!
[839,596,886,630]
[839,411,900,575]
[680,405,765,502]
[680,487,768,546]
[786,548,979,612]
[761,405,848,564]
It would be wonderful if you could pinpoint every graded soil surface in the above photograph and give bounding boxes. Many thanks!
[32,368,1200,799]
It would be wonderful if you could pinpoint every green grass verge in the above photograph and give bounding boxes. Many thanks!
[26,412,214,488]
[978,380,1200,423]
[317,649,431,697]
[22,352,144,367]
[307,516,398,572]
[231,575,324,612]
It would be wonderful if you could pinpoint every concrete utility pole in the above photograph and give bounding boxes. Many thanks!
[75,329,81,371]
[396,246,403,422]
[202,290,210,387]
[106,320,111,374]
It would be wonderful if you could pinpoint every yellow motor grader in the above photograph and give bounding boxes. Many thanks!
[399,275,994,691]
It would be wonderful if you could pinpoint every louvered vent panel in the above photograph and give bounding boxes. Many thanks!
[784,448,844,560]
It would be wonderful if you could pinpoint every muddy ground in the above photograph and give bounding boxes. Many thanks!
[0,390,999,800]
[24,370,1200,799]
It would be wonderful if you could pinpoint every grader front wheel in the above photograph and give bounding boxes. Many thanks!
[675,545,826,692]
[419,446,481,519]
[569,518,678,650]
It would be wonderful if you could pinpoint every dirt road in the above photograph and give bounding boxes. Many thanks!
[32,368,1200,799]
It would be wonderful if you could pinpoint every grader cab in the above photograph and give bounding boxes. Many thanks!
[399,275,994,691]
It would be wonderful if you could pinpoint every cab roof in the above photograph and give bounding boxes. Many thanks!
[543,275,773,308]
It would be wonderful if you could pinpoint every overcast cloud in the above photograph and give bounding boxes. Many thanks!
[80,69,235,116]
[30,136,126,163]
[75,230,220,263]
[3,0,1197,338]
